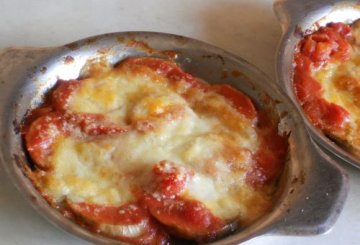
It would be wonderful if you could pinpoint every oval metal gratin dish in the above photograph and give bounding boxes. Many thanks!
[275,0,360,168]
[0,32,348,244]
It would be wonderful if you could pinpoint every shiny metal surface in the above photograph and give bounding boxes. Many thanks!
[0,32,348,244]
[274,0,360,168]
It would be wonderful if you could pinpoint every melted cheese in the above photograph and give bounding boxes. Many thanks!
[30,58,277,237]
[314,51,360,120]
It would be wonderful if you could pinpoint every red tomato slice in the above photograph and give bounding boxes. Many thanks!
[25,111,127,169]
[67,201,169,245]
[143,161,225,239]
[302,99,350,132]
[149,160,192,198]
[25,113,66,169]
[122,57,206,89]
[294,52,350,134]
[214,84,257,120]
[143,195,225,241]
[52,79,81,111]
[299,22,351,67]
[142,161,225,241]
[293,54,323,102]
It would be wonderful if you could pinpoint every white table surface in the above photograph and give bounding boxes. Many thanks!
[0,0,359,244]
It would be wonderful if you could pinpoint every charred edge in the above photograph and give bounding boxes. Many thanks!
[30,194,37,203]
[64,56,75,64]
[173,35,189,45]
[172,237,197,245]
[291,177,298,185]
[65,43,79,51]
[12,119,21,135]
[13,101,19,112]
[160,50,179,60]
[280,111,289,119]
[231,70,243,78]
[126,39,155,54]
[274,99,282,105]
[117,37,125,43]
[85,37,98,45]
[294,25,303,37]
[40,66,47,74]
[97,48,111,55]
[174,36,189,45]
[12,153,34,176]
[217,55,225,65]
[13,154,23,169]
[20,135,37,171]
[261,93,272,105]
[201,54,225,65]
[221,70,228,79]
[15,107,32,136]
[27,66,38,79]
[299,170,305,185]
[202,221,238,244]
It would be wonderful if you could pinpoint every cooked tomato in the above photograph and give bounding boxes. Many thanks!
[143,195,225,241]
[294,23,351,134]
[299,22,351,67]
[214,84,257,120]
[247,112,288,187]
[67,201,169,245]
[52,79,81,111]
[293,54,323,102]
[25,113,66,169]
[25,112,127,169]
[141,161,225,240]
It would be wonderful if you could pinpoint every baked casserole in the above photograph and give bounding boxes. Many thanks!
[22,57,288,244]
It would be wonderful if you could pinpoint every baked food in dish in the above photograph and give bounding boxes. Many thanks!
[294,21,360,157]
[22,57,288,244]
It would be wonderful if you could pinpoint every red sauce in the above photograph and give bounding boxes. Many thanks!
[246,111,288,187]
[24,111,128,170]
[214,84,257,120]
[294,22,352,134]
[24,113,65,170]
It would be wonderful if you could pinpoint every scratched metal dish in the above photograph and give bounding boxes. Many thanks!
[0,32,348,244]
[275,0,360,168]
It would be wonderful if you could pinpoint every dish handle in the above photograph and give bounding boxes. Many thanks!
[269,142,349,235]
[0,47,62,108]
[273,0,355,32]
